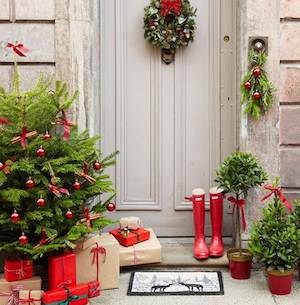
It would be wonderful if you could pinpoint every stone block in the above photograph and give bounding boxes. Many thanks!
[0,0,9,20]
[280,23,300,61]
[280,148,300,187]
[0,24,55,62]
[280,0,300,18]
[280,106,300,144]
[280,66,300,103]
[15,0,55,20]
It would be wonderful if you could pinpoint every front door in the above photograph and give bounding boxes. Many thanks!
[99,0,236,236]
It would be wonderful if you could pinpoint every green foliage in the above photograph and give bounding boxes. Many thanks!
[0,66,117,259]
[240,50,275,119]
[249,197,300,271]
[144,0,197,50]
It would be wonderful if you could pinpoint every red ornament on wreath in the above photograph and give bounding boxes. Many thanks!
[19,232,28,245]
[244,81,251,90]
[36,146,46,157]
[37,197,46,207]
[73,181,81,190]
[26,178,35,189]
[65,209,73,219]
[93,161,102,171]
[11,210,20,223]
[106,202,116,212]
[253,67,261,78]
[253,91,262,101]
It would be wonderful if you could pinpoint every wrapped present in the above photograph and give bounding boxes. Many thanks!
[19,290,42,305]
[0,276,41,305]
[43,284,88,305]
[4,259,33,282]
[110,227,150,247]
[48,252,76,290]
[119,217,141,230]
[75,233,119,290]
[119,228,162,267]
[87,280,100,298]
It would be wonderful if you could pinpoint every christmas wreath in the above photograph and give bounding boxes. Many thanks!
[241,50,275,119]
[143,0,197,53]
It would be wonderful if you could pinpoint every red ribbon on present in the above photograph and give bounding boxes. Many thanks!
[161,0,182,16]
[55,111,75,141]
[19,291,41,305]
[75,162,96,184]
[227,196,247,231]
[0,117,11,125]
[0,285,23,305]
[48,184,69,197]
[261,185,293,210]
[76,209,102,229]
[91,243,106,281]
[7,43,29,57]
[11,127,37,149]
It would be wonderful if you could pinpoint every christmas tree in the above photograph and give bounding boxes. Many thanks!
[0,59,117,259]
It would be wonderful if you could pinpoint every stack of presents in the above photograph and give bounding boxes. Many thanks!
[0,217,162,304]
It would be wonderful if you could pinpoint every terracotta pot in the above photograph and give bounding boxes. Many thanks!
[227,248,253,280]
[267,269,293,295]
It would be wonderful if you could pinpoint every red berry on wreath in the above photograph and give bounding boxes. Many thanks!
[65,209,73,219]
[253,67,261,78]
[26,178,35,189]
[37,197,46,207]
[11,210,20,223]
[244,81,251,90]
[73,181,81,190]
[19,232,28,245]
[93,161,102,171]
[106,202,116,212]
[253,91,262,101]
[43,132,52,141]
[36,146,46,157]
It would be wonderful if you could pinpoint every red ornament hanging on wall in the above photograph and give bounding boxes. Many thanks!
[11,210,20,223]
[244,81,251,90]
[253,91,262,101]
[253,67,261,78]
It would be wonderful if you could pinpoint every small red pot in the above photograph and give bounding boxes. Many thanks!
[267,269,293,295]
[227,248,253,280]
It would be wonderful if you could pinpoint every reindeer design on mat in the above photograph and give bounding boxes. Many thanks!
[179,282,204,292]
[151,283,173,292]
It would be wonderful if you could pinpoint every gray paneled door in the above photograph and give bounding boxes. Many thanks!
[99,0,236,236]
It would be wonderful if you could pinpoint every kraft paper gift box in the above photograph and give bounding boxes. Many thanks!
[0,276,41,305]
[74,232,119,290]
[119,228,162,267]
[19,290,42,305]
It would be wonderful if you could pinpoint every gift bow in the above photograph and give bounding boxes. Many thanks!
[11,127,37,149]
[227,196,247,231]
[55,288,87,305]
[91,243,106,281]
[7,43,29,57]
[55,111,75,141]
[75,162,96,184]
[0,285,23,305]
[19,291,41,305]
[48,184,69,197]
[161,0,182,16]
[261,185,293,211]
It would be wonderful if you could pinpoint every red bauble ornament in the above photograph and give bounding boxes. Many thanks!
[26,178,35,189]
[253,91,262,101]
[106,202,116,212]
[19,233,28,245]
[65,209,73,219]
[93,161,102,171]
[43,132,52,141]
[73,181,81,190]
[11,210,20,223]
[37,198,46,207]
[244,81,251,90]
[0,162,3,170]
[36,146,46,157]
[253,67,261,78]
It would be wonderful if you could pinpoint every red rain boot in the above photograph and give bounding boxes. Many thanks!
[209,187,224,257]
[185,188,209,260]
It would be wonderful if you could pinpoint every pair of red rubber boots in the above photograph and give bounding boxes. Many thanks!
[185,187,224,260]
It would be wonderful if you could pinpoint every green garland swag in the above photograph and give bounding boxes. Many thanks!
[241,50,275,119]
[143,0,197,52]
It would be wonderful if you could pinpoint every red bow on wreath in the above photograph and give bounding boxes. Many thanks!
[48,184,69,197]
[161,0,182,16]
[227,196,247,231]
[261,185,293,211]
[55,110,75,141]
[7,43,29,57]
[75,162,96,184]
[11,127,37,149]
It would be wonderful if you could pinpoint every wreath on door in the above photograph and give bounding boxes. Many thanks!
[143,0,197,64]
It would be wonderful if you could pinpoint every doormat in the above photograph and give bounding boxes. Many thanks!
[127,271,224,296]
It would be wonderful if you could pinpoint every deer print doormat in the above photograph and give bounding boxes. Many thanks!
[128,271,224,296]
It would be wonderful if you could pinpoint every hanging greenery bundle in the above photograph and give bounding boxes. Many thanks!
[241,50,275,119]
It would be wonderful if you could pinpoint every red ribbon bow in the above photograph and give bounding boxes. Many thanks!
[55,111,75,141]
[7,43,30,57]
[19,291,41,305]
[261,185,293,210]
[11,127,37,149]
[48,184,69,197]
[76,162,96,184]
[0,285,23,305]
[91,243,106,281]
[161,0,182,16]
[227,196,247,231]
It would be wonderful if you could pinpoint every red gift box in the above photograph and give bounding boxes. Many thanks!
[43,284,88,305]
[48,252,76,290]
[4,259,33,282]
[87,280,100,298]
[110,227,150,247]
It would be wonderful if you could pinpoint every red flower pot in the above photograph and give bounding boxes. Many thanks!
[227,248,253,280]
[267,269,293,295]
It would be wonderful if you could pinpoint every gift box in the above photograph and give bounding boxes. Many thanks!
[110,227,150,247]
[43,284,88,305]
[74,233,119,290]
[87,280,100,298]
[4,259,33,282]
[119,217,141,230]
[0,276,41,305]
[119,228,162,267]
[19,290,42,305]
[48,252,76,290]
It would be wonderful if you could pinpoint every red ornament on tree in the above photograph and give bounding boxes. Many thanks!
[37,197,46,207]
[253,91,262,101]
[65,209,73,219]
[26,178,35,189]
[73,181,81,190]
[106,202,116,212]
[0,162,4,170]
[19,232,28,245]
[43,132,52,141]
[36,146,46,157]
[244,81,251,90]
[253,67,261,78]
[93,161,102,171]
[11,210,20,223]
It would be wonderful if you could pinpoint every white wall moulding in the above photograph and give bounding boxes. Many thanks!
[0,0,10,20]
[15,0,55,20]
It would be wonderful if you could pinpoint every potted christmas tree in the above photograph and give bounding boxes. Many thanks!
[215,151,267,279]
[249,179,300,295]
